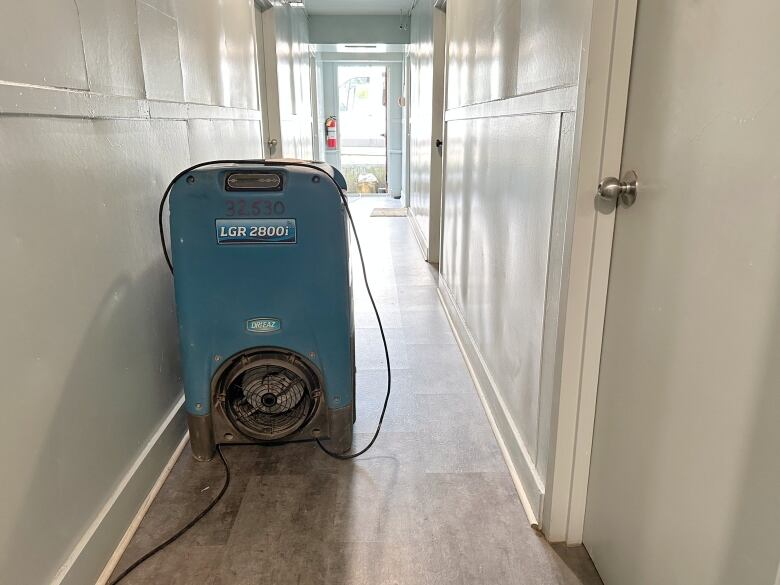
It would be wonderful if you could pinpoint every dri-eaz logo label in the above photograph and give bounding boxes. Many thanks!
[246,317,281,333]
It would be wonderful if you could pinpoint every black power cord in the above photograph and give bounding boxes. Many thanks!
[109,444,229,585]
[110,160,391,583]
[314,175,391,459]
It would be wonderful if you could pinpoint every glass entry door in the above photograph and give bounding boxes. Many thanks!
[337,64,388,194]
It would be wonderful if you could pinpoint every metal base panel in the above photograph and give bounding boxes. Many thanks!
[187,412,216,461]
[321,404,354,454]
[189,402,354,460]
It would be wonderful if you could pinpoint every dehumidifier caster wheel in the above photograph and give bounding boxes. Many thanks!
[326,405,354,454]
[187,412,216,461]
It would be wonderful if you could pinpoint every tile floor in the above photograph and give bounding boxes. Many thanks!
[111,197,602,585]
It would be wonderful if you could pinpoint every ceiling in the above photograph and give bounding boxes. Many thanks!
[302,0,415,16]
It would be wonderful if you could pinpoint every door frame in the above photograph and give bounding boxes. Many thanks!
[403,52,412,207]
[407,3,446,263]
[259,6,283,157]
[319,56,405,194]
[253,2,272,156]
[542,0,638,544]
[310,52,323,161]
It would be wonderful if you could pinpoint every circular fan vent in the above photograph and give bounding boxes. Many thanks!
[221,351,319,441]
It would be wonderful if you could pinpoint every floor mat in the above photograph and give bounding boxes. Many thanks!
[370,207,407,217]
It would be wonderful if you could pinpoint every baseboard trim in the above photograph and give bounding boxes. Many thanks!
[94,432,189,585]
[437,279,544,527]
[52,396,187,585]
[407,208,430,262]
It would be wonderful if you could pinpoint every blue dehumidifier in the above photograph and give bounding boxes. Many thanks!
[168,161,354,461]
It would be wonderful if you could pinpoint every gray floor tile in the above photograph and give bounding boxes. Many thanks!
[395,270,438,286]
[355,306,403,329]
[354,370,419,434]
[355,326,408,371]
[406,343,477,394]
[421,426,508,473]
[354,281,398,306]
[116,544,224,585]
[397,284,442,309]
[402,308,457,344]
[349,431,424,469]
[414,390,489,426]
[213,537,334,585]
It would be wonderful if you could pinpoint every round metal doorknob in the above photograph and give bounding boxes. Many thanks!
[598,177,622,204]
[267,138,278,148]
[598,170,638,207]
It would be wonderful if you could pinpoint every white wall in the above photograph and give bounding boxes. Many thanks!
[438,0,587,523]
[0,1,265,583]
[408,0,445,262]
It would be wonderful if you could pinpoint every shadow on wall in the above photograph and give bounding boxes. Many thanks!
[0,259,181,584]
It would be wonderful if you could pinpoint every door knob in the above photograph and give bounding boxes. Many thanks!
[598,170,638,208]
[267,138,278,148]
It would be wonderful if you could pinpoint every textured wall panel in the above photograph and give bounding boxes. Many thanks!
[219,0,260,110]
[440,0,586,520]
[187,119,263,163]
[0,3,88,89]
[76,0,146,97]
[446,0,584,108]
[142,0,175,16]
[176,0,225,105]
[176,0,258,108]
[441,113,561,468]
[137,0,184,101]
[0,117,189,585]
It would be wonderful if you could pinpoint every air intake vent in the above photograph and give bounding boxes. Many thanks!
[219,350,319,441]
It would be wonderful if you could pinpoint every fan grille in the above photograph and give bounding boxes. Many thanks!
[222,354,316,441]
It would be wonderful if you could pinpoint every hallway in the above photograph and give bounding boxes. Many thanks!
[111,198,602,585]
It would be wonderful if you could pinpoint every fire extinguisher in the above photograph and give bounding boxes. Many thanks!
[326,116,337,149]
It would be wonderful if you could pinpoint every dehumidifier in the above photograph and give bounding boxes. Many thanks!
[168,161,354,461]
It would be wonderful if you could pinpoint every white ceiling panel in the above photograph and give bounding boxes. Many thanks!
[302,0,414,16]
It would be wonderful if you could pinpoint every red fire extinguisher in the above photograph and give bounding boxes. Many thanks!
[326,116,337,149]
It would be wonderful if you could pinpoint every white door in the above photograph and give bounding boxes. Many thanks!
[259,6,313,159]
[407,1,445,262]
[584,1,780,584]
